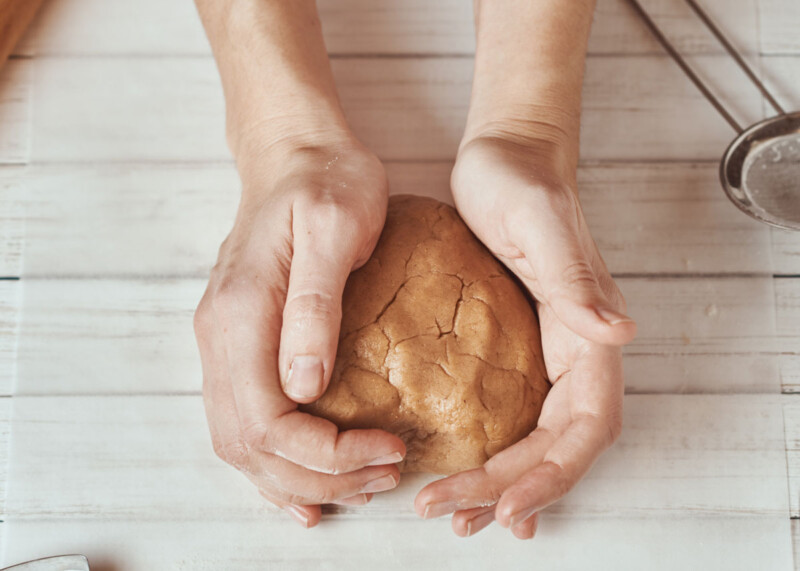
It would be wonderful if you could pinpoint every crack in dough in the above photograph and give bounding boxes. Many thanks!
[301,195,550,474]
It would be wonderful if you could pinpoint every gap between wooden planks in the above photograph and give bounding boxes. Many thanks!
[1,161,798,278]
[10,0,790,57]
[0,394,793,570]
[0,275,795,396]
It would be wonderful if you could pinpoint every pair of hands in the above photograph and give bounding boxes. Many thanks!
[194,129,636,539]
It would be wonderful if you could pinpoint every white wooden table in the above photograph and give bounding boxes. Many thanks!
[0,0,799,569]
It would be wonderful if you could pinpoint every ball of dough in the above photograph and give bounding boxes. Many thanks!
[301,195,550,474]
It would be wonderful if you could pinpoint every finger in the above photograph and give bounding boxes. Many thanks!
[509,200,636,346]
[196,298,252,474]
[496,342,622,528]
[258,488,322,529]
[261,410,406,474]
[452,506,496,537]
[246,452,401,505]
[414,428,558,519]
[511,512,539,540]
[496,412,617,528]
[214,279,405,474]
[278,211,359,404]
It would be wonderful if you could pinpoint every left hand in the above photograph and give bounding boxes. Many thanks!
[413,135,637,539]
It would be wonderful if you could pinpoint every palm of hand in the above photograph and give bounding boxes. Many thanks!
[413,137,631,539]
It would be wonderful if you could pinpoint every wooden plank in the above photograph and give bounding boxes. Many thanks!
[578,162,773,275]
[3,395,791,569]
[777,279,800,394]
[29,55,767,163]
[2,517,793,571]
[14,276,786,395]
[2,162,780,278]
[773,228,800,276]
[795,519,800,571]
[785,398,800,518]
[4,395,789,520]
[0,397,10,516]
[16,279,204,396]
[759,56,800,123]
[0,282,19,396]
[0,61,30,165]
[12,0,765,57]
[0,166,24,277]
[759,0,800,55]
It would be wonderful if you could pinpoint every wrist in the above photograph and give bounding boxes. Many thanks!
[228,103,351,167]
[234,122,382,196]
[458,115,579,186]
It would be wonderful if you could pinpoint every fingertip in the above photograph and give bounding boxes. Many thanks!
[551,300,637,346]
[594,307,638,345]
[511,512,538,540]
[284,504,321,528]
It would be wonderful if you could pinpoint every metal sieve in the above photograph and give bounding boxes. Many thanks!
[628,0,800,231]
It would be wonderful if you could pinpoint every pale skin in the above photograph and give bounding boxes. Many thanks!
[193,0,637,538]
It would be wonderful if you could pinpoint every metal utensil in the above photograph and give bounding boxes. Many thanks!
[0,555,89,571]
[627,0,800,231]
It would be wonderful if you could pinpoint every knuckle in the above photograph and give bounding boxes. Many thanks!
[241,421,271,454]
[285,492,312,506]
[542,461,571,499]
[284,292,340,325]
[298,193,364,238]
[210,276,255,318]
[557,261,599,292]
[212,438,250,471]
[193,300,212,337]
[312,485,338,505]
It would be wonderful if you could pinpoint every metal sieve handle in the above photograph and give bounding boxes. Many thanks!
[626,0,787,133]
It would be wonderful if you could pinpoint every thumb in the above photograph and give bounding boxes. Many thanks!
[516,208,636,346]
[279,232,354,404]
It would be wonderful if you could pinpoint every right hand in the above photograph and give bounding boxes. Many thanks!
[194,131,406,528]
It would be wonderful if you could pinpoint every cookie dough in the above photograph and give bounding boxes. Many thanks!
[301,195,550,474]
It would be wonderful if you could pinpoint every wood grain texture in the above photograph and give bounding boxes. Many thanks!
[795,518,800,571]
[0,282,18,397]
[760,0,800,55]
[0,61,30,165]
[27,55,768,164]
[1,162,786,278]
[12,0,768,57]
[0,166,23,277]
[792,521,800,565]
[0,397,10,516]
[785,399,800,518]
[3,395,792,569]
[4,395,789,520]
[2,517,794,571]
[13,276,791,395]
[777,279,800,394]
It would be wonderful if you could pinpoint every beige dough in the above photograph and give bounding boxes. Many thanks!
[301,195,550,474]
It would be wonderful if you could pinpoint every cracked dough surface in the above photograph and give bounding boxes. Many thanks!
[301,195,550,474]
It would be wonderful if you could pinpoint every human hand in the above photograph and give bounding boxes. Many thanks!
[194,132,406,528]
[414,134,636,538]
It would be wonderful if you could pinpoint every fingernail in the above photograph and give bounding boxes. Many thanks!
[283,505,310,528]
[509,507,537,528]
[366,452,404,466]
[360,473,398,494]
[285,356,324,399]
[595,306,635,326]
[466,510,496,537]
[423,501,458,519]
